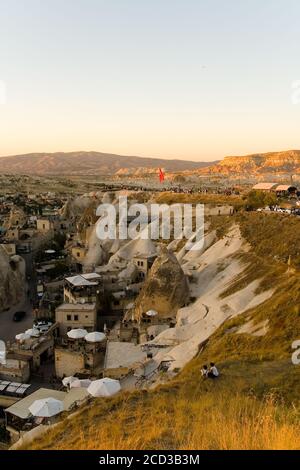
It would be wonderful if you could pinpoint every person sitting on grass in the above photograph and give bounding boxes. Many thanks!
[200,364,208,378]
[208,362,219,378]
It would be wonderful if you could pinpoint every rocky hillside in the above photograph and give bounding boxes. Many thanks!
[0,151,216,175]
[127,247,189,321]
[201,150,300,175]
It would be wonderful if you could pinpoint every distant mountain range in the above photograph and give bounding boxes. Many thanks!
[201,150,300,175]
[0,151,217,175]
[1,150,299,177]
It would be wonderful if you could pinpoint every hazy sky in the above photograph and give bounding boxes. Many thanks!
[1,0,300,161]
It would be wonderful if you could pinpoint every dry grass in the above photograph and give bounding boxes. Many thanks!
[23,388,300,450]
[78,397,300,450]
[238,211,300,268]
[22,355,300,450]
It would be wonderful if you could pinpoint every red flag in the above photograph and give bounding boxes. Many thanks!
[159,168,165,183]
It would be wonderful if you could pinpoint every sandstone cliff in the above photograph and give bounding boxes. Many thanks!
[201,150,300,175]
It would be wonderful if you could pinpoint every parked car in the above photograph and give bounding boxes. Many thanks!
[34,320,53,333]
[13,311,26,322]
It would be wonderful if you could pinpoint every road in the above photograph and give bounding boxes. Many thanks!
[0,297,33,343]
[0,251,36,343]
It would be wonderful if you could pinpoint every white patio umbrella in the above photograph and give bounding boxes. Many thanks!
[67,328,88,339]
[25,328,40,337]
[29,398,64,417]
[85,332,106,343]
[70,378,92,389]
[87,378,121,397]
[15,333,31,341]
[146,309,158,317]
[62,376,78,387]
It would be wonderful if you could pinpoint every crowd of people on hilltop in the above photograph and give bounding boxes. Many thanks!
[101,181,241,195]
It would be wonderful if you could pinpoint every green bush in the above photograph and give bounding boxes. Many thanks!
[246,190,277,209]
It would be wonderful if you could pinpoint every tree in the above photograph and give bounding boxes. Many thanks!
[173,175,186,183]
[246,190,277,209]
[263,192,278,207]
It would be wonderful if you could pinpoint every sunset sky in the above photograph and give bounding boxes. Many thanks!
[1,0,300,161]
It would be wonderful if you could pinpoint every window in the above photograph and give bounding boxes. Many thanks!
[77,252,81,258]
[140,261,144,266]
[43,224,46,229]
[74,315,79,321]
[67,315,71,321]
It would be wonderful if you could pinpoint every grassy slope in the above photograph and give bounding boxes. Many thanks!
[22,212,300,450]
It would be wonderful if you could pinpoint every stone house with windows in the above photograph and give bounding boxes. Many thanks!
[55,303,97,336]
[132,254,157,280]
[71,245,88,266]
[54,338,106,378]
[63,273,102,306]
[36,218,54,233]
[5,228,19,241]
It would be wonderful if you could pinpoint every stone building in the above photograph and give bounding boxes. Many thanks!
[132,253,157,280]
[7,333,55,375]
[55,337,106,378]
[6,207,26,229]
[71,245,88,266]
[55,303,97,336]
[63,273,102,306]
[5,228,19,241]
[0,358,30,383]
[36,218,54,234]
